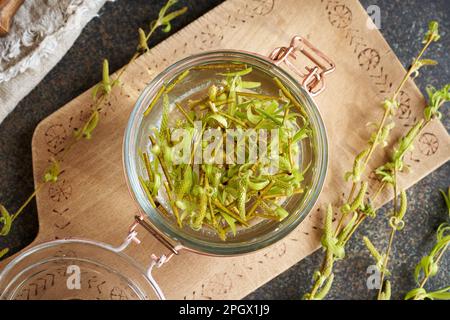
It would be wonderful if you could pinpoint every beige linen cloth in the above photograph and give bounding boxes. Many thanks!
[0,0,111,124]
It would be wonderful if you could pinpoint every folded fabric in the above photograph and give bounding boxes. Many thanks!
[0,0,112,124]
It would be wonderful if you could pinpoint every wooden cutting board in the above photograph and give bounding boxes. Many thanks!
[8,0,450,299]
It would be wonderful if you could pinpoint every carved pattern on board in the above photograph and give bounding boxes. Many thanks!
[224,0,275,28]
[358,48,381,71]
[45,124,67,156]
[323,0,395,97]
[48,179,72,202]
[201,272,233,299]
[327,4,352,29]
[397,91,412,120]
[345,28,367,53]
[418,133,439,156]
[181,239,290,300]
[245,0,275,17]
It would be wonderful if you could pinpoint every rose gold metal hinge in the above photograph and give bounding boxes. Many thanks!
[129,213,180,259]
[269,36,335,96]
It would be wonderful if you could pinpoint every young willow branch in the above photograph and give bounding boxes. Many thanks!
[304,21,443,300]
[367,83,450,299]
[405,188,450,300]
[0,0,187,258]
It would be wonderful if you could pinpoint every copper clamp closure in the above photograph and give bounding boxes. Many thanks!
[128,213,180,260]
[269,36,335,96]
[114,215,181,299]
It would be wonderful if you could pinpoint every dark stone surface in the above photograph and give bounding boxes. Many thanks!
[0,0,448,300]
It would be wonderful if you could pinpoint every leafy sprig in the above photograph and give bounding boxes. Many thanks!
[151,0,187,33]
[424,85,450,121]
[405,286,450,300]
[423,21,441,43]
[92,59,120,101]
[305,21,446,300]
[405,189,449,300]
[367,80,449,298]
[440,187,450,217]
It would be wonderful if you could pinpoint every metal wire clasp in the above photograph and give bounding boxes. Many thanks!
[116,214,181,300]
[269,36,335,96]
[128,213,179,259]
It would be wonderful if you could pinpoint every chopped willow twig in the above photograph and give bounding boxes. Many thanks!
[139,66,311,240]
[144,85,166,116]
[273,77,306,116]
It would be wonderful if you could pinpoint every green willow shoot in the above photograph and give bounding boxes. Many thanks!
[91,59,120,101]
[405,286,450,300]
[0,248,8,259]
[405,190,449,300]
[363,236,388,274]
[43,158,61,183]
[378,280,391,300]
[137,28,150,53]
[440,187,450,217]
[368,82,449,299]
[0,0,187,258]
[424,84,450,121]
[304,21,444,300]
[414,224,449,283]
[0,204,12,237]
[148,0,187,37]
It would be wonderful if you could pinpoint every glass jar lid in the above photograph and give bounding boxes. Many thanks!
[0,237,165,300]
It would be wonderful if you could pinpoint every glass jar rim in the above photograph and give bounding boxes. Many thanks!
[123,50,328,256]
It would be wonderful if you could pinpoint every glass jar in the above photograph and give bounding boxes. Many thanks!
[0,238,162,300]
[123,37,334,256]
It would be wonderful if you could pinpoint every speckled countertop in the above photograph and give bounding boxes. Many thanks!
[0,0,448,300]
